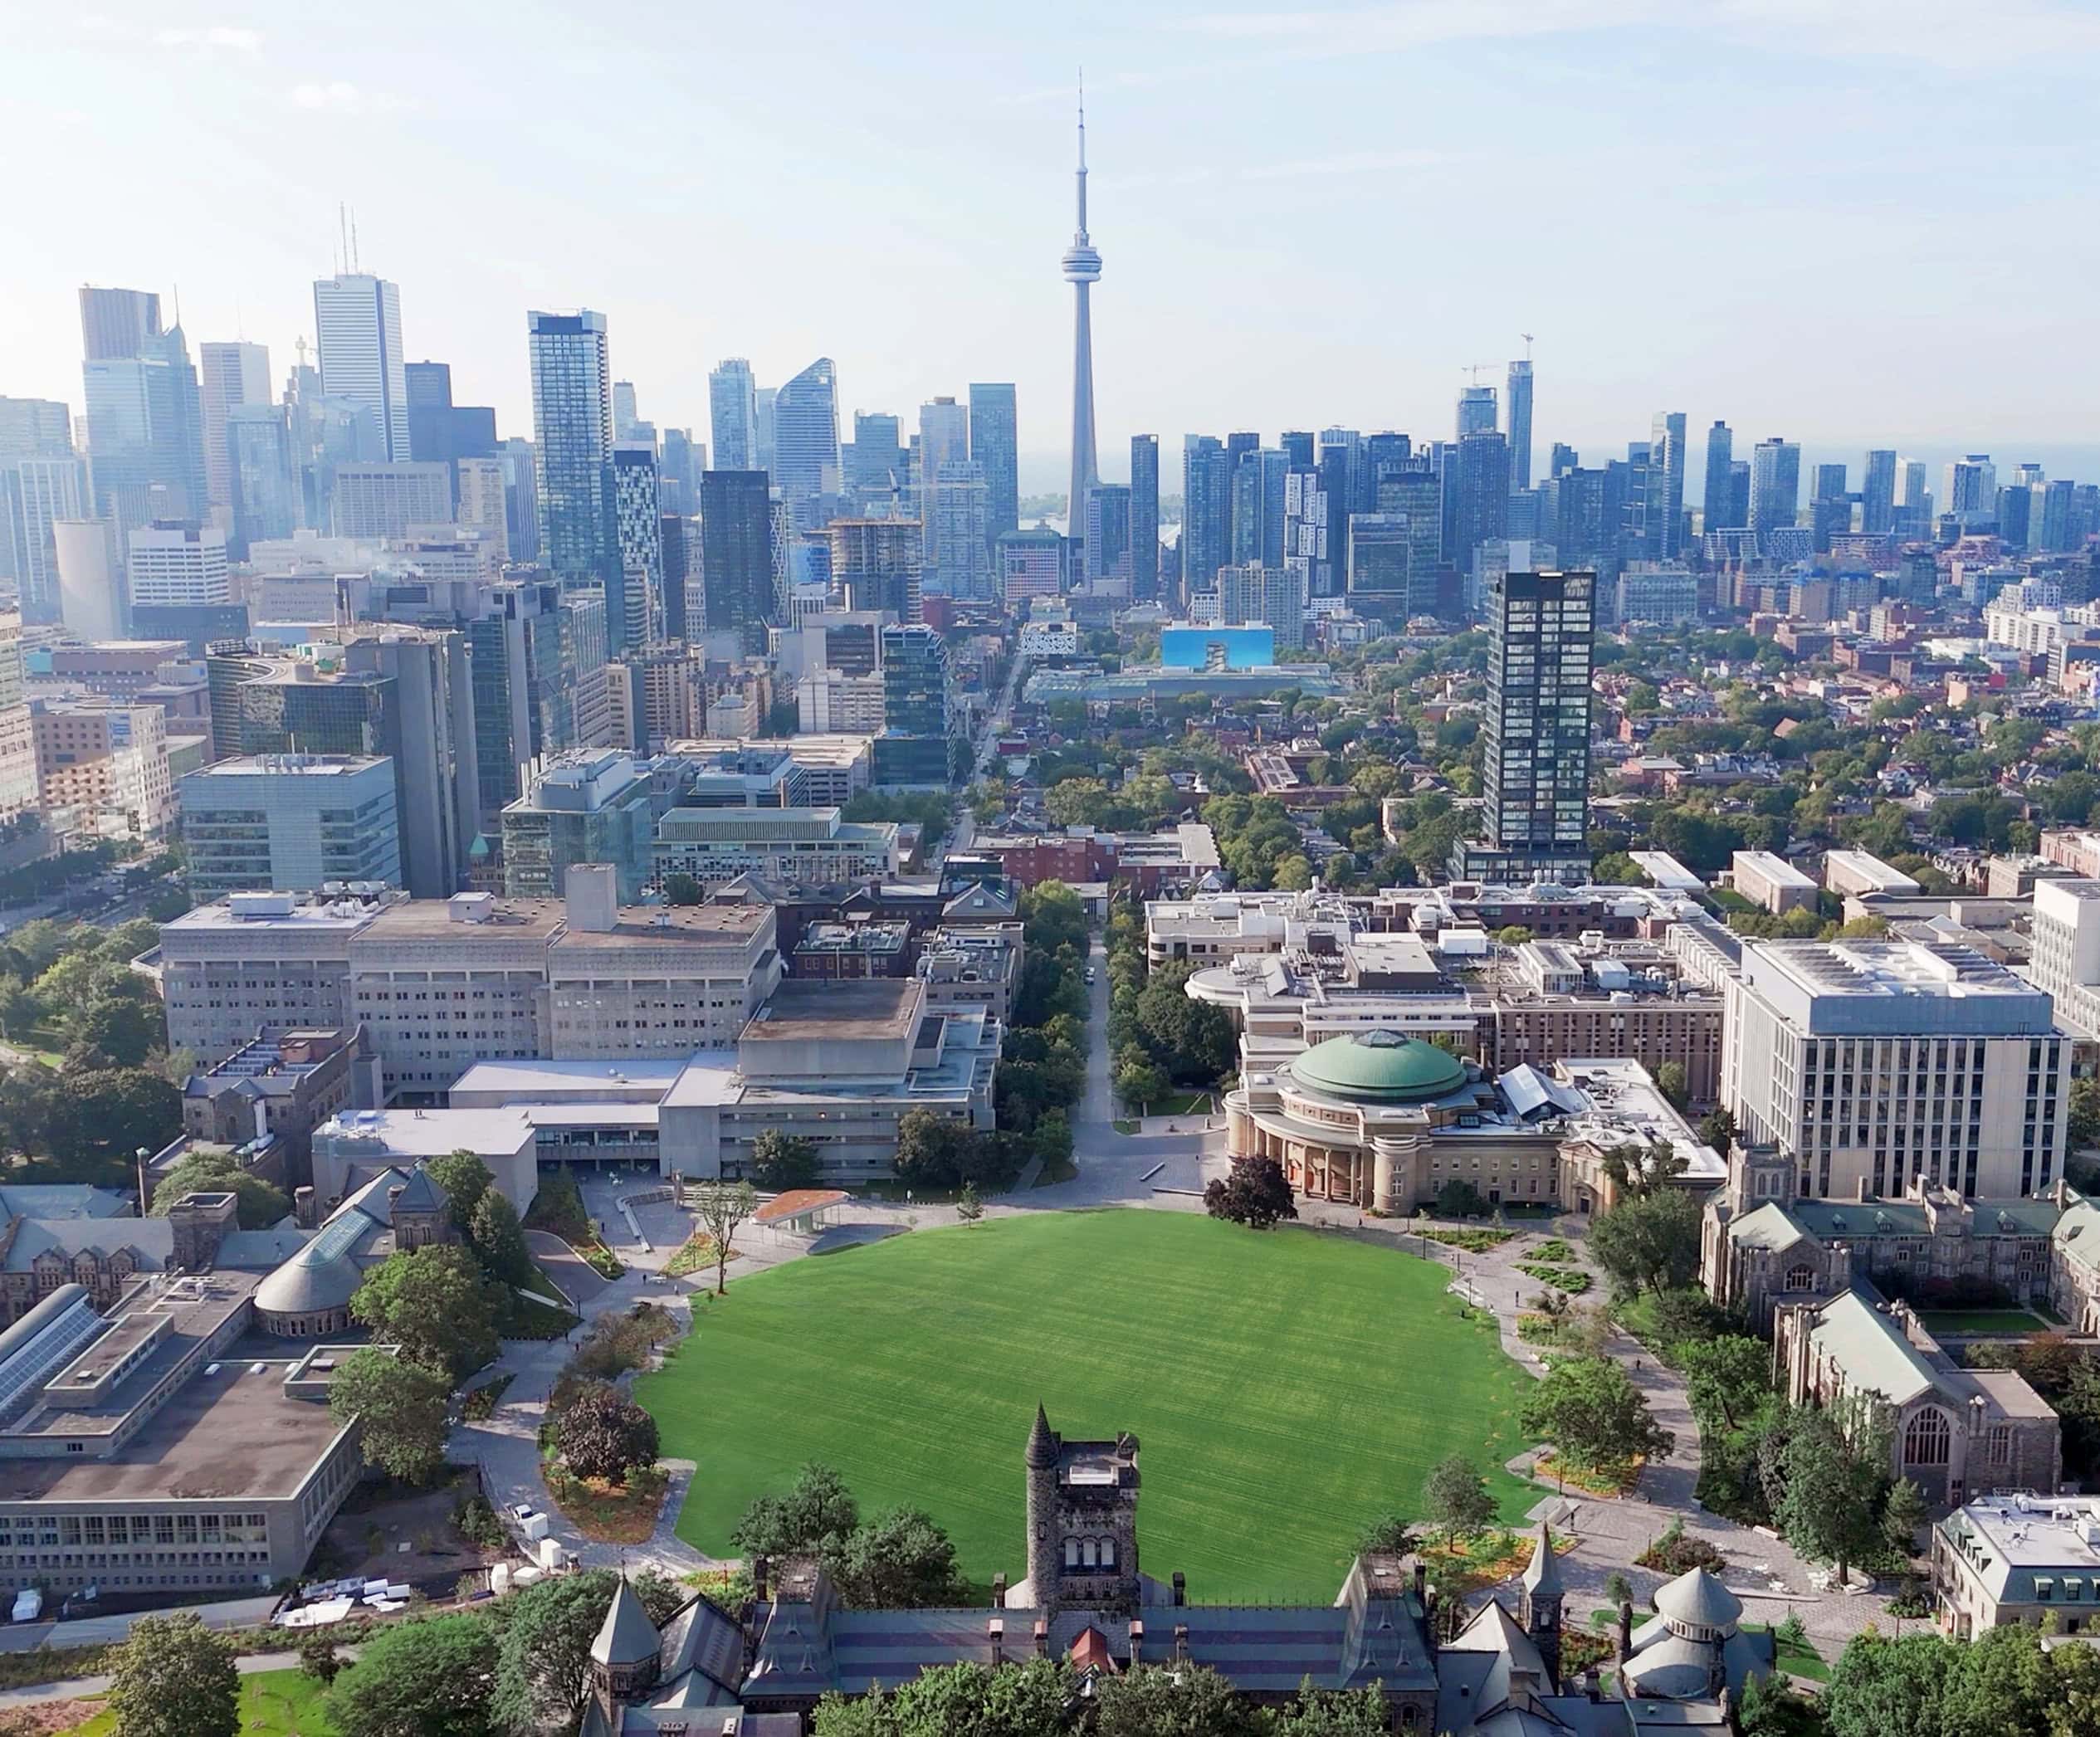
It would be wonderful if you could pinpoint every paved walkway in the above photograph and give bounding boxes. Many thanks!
[0,1646,364,1711]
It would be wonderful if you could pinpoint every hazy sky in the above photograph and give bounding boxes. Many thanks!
[7,0,2100,491]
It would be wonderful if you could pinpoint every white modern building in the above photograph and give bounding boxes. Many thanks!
[178,755,403,900]
[329,463,451,540]
[312,272,408,461]
[1724,938,2068,1203]
[126,520,229,607]
[652,806,898,890]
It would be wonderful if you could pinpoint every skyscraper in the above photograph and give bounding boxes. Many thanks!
[1130,435,1160,602]
[612,442,662,651]
[709,359,757,472]
[1062,86,1102,548]
[1945,455,1997,528]
[77,287,163,363]
[526,308,617,601]
[1231,448,1287,568]
[1453,432,1512,576]
[1082,484,1131,590]
[1282,469,1330,604]
[1810,462,1850,553]
[613,382,642,441]
[919,396,970,580]
[969,383,1018,553]
[1702,421,1734,530]
[1507,359,1535,490]
[699,470,774,651]
[658,428,700,519]
[1182,437,1230,598]
[772,359,839,529]
[848,412,903,510]
[312,272,408,461]
[0,399,84,626]
[1861,450,1897,536]
[197,341,271,523]
[224,405,296,560]
[1456,385,1497,438]
[930,463,992,599]
[1749,437,1801,539]
[1648,411,1687,557]
[1453,568,1595,882]
[81,294,208,528]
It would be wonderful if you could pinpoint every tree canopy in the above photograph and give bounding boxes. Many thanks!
[349,1245,501,1383]
[105,1612,239,1737]
[329,1347,452,1484]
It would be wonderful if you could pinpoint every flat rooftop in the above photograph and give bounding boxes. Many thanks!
[1953,1494,2100,1568]
[448,1056,689,1102]
[316,1106,535,1156]
[0,1358,350,1504]
[550,904,772,948]
[188,755,388,778]
[354,899,565,941]
[743,978,921,1044]
[1753,938,2050,1003]
[164,898,388,934]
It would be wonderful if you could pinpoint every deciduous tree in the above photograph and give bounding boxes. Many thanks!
[1679,1335,1771,1432]
[1587,1188,1702,1297]
[558,1382,660,1485]
[327,1611,499,1737]
[1204,1155,1298,1231]
[329,1347,452,1484]
[105,1612,239,1737]
[150,1150,291,1229]
[691,1178,758,1296]
[750,1130,823,1192]
[469,1188,535,1289]
[811,1657,1078,1737]
[1770,1399,1888,1586]
[349,1245,501,1383]
[426,1150,495,1235]
[1420,1452,1495,1546]
[487,1569,681,1736]
[1520,1355,1674,1473]
[830,1507,968,1608]
[1092,1661,1270,1737]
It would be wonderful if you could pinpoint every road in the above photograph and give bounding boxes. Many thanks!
[933,650,1027,873]
[0,1646,364,1711]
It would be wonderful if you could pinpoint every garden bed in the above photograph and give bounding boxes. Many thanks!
[1635,1518,1726,1575]
[1531,1452,1642,1496]
[1516,1261,1592,1294]
[460,1373,514,1421]
[1417,1227,1516,1252]
[666,1232,740,1278]
[545,1463,670,1545]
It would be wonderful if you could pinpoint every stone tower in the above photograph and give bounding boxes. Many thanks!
[1520,1519,1565,1691]
[1024,1403,1059,1598]
[1020,1405,1142,1611]
[166,1191,239,1271]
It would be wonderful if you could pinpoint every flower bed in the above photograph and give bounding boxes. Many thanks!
[1517,1261,1592,1294]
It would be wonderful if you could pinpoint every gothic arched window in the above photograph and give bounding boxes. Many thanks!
[1904,1408,1951,1467]
[1785,1263,1816,1291]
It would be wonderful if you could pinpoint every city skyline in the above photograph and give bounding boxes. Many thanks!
[6,2,2100,485]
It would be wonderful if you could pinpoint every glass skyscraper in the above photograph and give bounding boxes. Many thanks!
[1129,434,1159,601]
[700,470,775,651]
[527,309,618,621]
[968,383,1018,553]
[313,273,409,462]
[772,358,839,530]
[1182,436,1230,598]
[709,359,757,472]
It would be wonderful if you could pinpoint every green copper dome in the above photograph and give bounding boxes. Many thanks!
[1288,1030,1468,1103]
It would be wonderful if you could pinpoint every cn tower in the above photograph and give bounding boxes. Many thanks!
[1062,80,1101,544]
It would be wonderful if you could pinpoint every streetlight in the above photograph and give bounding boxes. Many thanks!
[134,1147,150,1218]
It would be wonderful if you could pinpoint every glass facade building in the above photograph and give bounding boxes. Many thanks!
[526,310,618,622]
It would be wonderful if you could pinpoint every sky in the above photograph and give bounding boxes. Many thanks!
[6,0,2100,495]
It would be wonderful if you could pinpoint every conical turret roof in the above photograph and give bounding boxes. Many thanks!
[1522,1520,1563,1598]
[1026,1403,1058,1469]
[592,1576,662,1669]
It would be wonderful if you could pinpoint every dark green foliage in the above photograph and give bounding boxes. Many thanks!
[150,1149,291,1229]
[486,1568,681,1736]
[1588,1188,1702,1297]
[327,1611,499,1737]
[750,1130,823,1191]
[469,1189,535,1290]
[731,1464,966,1611]
[105,1611,239,1737]
[810,1657,1079,1736]
[557,1382,660,1484]
[1519,1355,1674,1472]
[329,1347,452,1484]
[1434,1179,1491,1218]
[1092,1661,1272,1737]
[427,1150,495,1235]
[349,1245,501,1383]
[1420,1452,1495,1544]
[1204,1155,1298,1230]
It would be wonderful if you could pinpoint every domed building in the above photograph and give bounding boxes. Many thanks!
[1225,1035,1722,1214]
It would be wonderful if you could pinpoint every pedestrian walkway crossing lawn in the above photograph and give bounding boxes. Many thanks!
[638,1209,1539,1602]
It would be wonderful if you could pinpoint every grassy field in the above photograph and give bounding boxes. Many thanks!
[1918,1309,2050,1334]
[638,1209,1539,1601]
[60,1667,335,1735]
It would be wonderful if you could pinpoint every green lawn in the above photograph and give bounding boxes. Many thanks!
[638,1210,1540,1602]
[60,1667,335,1734]
[1917,1309,2050,1335]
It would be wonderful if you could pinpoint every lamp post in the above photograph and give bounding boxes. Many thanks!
[134,1146,150,1217]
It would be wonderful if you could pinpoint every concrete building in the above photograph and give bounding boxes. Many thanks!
[178,755,402,899]
[30,697,173,839]
[1729,850,1818,915]
[915,924,1023,1024]
[328,462,450,539]
[1724,937,2068,1201]
[2024,877,2100,1037]
[652,806,898,891]
[501,751,661,901]
[125,520,228,608]
[1822,849,1922,900]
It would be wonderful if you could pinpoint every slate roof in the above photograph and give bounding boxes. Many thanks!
[0,1217,173,1273]
[1805,1289,1943,1406]
[0,1186,130,1222]
[593,1578,662,1669]
[1723,1203,1809,1253]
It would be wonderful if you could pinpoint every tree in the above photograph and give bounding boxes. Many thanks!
[830,1507,968,1608]
[69,995,165,1069]
[1587,1188,1702,1297]
[105,1612,239,1737]
[558,1382,661,1484]
[1420,1452,1495,1546]
[1679,1335,1770,1432]
[1882,1476,1927,1557]
[1653,1060,1691,1110]
[1274,1681,1396,1737]
[426,1150,494,1237]
[349,1245,501,1383]
[1770,1399,1888,1586]
[663,872,706,905]
[1272,853,1315,890]
[1092,1662,1271,1737]
[1354,1514,1417,1556]
[488,1569,681,1737]
[327,1611,499,1737]
[732,1461,862,1560]
[469,1189,535,1289]
[1520,1355,1674,1472]
[1435,1178,1490,1219]
[1495,925,1534,945]
[750,1129,822,1192]
[955,1179,984,1225]
[893,1109,971,1191]
[1736,1671,1825,1737]
[1203,1154,1298,1230]
[329,1347,452,1484]
[1696,1105,1739,1153]
[691,1178,758,1296]
[812,1658,1078,1737]
[150,1151,291,1230]
[297,1629,344,1687]
[50,1067,180,1176]
[2070,1076,2100,1152]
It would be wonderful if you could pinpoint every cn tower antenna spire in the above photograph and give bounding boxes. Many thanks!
[1061,74,1103,556]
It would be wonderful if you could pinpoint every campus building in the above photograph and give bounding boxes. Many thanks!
[651,806,899,891]
[1934,1494,2100,1638]
[178,755,403,899]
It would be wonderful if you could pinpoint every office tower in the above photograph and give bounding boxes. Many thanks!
[1375,467,1443,609]
[2043,478,2077,554]
[931,463,992,598]
[127,520,230,607]
[1218,564,1304,651]
[969,383,1019,551]
[0,398,71,458]
[54,520,124,641]
[1282,469,1330,604]
[1345,514,1411,619]
[1453,432,1512,573]
[1810,462,1850,553]
[1231,447,1287,567]
[709,359,758,472]
[197,341,271,523]
[313,272,408,461]
[1129,435,1160,602]
[500,437,540,562]
[877,622,952,786]
[454,456,509,559]
[700,470,775,650]
[1082,483,1131,589]
[1701,421,1734,529]
[0,402,86,624]
[613,382,642,441]
[919,396,970,577]
[828,520,922,620]
[1362,432,1411,500]
[1609,442,1653,568]
[1860,450,1897,536]
[1548,442,1578,480]
[402,359,500,501]
[773,359,840,530]
[1062,89,1103,553]
[224,405,297,559]
[1545,467,1608,575]
[1945,455,1997,527]
[179,755,403,897]
[1182,436,1231,597]
[754,387,777,474]
[658,428,699,518]
[1313,439,1352,601]
[339,629,478,897]
[1749,438,1800,539]
[1277,430,1315,470]
[1507,359,1535,490]
[526,307,618,597]
[1456,385,1497,438]
[1999,481,2034,553]
[659,513,690,650]
[848,413,903,510]
[1729,931,2066,1200]
[1648,412,1687,557]
[1724,463,1749,534]
[612,442,662,649]
[78,286,163,362]
[1453,568,1595,882]
[330,462,452,539]
[81,309,208,527]
[468,578,565,813]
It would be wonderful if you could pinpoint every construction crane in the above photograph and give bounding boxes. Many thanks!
[1460,363,1497,384]
[1520,332,1534,359]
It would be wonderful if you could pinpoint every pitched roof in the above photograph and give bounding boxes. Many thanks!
[1806,1289,1941,1407]
[1522,1522,1564,1598]
[592,1578,662,1668]
[1651,1567,1741,1634]
[1724,1203,1808,1253]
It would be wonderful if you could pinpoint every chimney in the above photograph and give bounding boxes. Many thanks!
[294,1184,315,1228]
[1413,1560,1427,1601]
[1617,1600,1634,1663]
[991,1572,1007,1608]
[1173,1623,1189,1665]
[388,1186,404,1213]
[1856,1176,1871,1203]
[1128,1620,1144,1666]
[988,1619,1004,1667]
[1033,1618,1048,1659]
[751,1554,769,1603]
[1171,1571,1186,1608]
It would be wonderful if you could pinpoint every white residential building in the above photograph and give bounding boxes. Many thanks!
[126,520,229,607]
